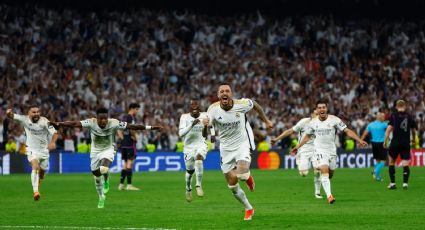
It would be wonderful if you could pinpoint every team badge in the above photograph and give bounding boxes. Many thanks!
[236,112,240,118]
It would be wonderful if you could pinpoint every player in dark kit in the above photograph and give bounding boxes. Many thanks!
[118,103,141,191]
[384,100,417,190]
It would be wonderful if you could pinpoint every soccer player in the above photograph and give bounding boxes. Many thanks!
[360,112,388,181]
[179,98,209,202]
[292,100,367,204]
[118,103,141,191]
[50,108,162,208]
[6,106,58,201]
[271,110,323,199]
[383,100,417,190]
[203,83,273,221]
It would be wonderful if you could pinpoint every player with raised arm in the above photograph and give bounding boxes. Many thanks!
[271,110,322,199]
[179,98,210,202]
[50,108,162,208]
[292,100,367,204]
[384,100,417,190]
[203,83,273,220]
[6,105,58,201]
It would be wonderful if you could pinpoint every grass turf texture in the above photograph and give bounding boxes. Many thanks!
[0,168,424,229]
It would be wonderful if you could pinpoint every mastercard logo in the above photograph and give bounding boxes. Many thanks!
[257,151,280,169]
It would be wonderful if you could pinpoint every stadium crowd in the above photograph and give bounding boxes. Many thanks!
[0,4,424,151]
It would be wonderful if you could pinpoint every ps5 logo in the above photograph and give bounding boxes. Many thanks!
[134,155,182,171]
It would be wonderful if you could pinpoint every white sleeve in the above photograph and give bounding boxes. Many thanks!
[240,98,254,113]
[178,114,192,137]
[111,119,127,130]
[305,122,315,135]
[13,114,26,123]
[80,119,93,128]
[292,119,303,132]
[335,117,347,132]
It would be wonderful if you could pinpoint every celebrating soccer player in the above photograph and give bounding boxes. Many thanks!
[178,98,210,202]
[203,83,273,220]
[271,109,323,199]
[50,108,162,208]
[6,106,58,201]
[292,100,367,204]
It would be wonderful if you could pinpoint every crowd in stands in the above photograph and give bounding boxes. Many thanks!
[0,4,424,152]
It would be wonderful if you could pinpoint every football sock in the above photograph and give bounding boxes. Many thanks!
[94,176,104,198]
[228,184,252,210]
[31,170,39,192]
[185,170,194,191]
[403,166,410,183]
[314,170,321,194]
[321,175,332,197]
[127,169,133,185]
[120,169,127,184]
[389,165,395,183]
[194,160,203,187]
[375,162,385,177]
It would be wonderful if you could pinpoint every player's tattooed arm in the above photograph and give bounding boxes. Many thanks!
[344,128,367,147]
[383,125,394,149]
[291,133,312,155]
[252,100,273,130]
[271,128,294,146]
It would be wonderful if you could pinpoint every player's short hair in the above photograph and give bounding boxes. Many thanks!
[96,107,109,115]
[218,82,232,88]
[396,99,406,107]
[315,99,328,107]
[27,104,39,111]
[129,103,140,109]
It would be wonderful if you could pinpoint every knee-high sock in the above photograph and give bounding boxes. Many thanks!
[321,175,332,197]
[94,176,104,198]
[229,184,253,210]
[120,169,127,184]
[375,162,385,177]
[31,170,39,193]
[127,169,133,185]
[389,165,395,183]
[185,171,194,191]
[314,170,321,194]
[194,160,203,187]
[403,166,410,183]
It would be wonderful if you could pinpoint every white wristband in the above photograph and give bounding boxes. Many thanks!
[146,125,152,130]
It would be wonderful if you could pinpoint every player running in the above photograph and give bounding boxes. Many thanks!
[50,108,162,208]
[271,110,322,199]
[292,100,367,204]
[203,83,273,220]
[6,105,58,201]
[179,98,210,202]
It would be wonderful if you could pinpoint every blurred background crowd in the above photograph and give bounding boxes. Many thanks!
[1,1,424,153]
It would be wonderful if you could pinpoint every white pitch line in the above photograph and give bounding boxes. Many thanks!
[0,226,176,230]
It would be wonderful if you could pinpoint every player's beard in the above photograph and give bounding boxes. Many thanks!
[31,116,40,123]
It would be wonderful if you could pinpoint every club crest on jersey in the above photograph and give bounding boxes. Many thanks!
[235,113,240,118]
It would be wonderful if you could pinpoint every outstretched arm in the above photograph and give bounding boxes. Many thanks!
[360,129,369,142]
[291,134,312,154]
[344,128,368,147]
[48,133,58,151]
[271,128,294,146]
[127,124,162,131]
[50,121,82,129]
[252,101,273,129]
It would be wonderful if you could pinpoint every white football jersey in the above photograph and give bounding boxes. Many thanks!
[292,117,315,154]
[13,114,57,154]
[306,115,347,155]
[81,118,127,154]
[179,112,208,153]
[207,98,254,152]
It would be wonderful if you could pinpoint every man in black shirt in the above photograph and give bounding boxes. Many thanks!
[118,103,141,191]
[384,100,417,190]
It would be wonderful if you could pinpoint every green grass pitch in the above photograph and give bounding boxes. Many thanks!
[1,168,425,229]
